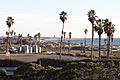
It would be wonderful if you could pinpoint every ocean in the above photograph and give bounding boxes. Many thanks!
[48,38,120,46]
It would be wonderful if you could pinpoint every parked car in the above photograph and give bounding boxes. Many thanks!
[9,47,18,53]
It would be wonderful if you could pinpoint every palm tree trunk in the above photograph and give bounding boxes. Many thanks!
[63,37,65,54]
[104,39,106,56]
[60,36,63,59]
[60,22,64,59]
[99,34,101,61]
[107,36,110,59]
[68,39,71,54]
[91,24,94,60]
[111,37,113,55]
[84,34,87,53]
[38,37,40,53]
[6,37,8,53]
[28,38,31,53]
[7,28,10,53]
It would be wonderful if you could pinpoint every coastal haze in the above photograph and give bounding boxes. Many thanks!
[0,0,119,38]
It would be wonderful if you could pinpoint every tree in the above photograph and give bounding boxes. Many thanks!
[38,33,41,53]
[6,17,14,53]
[59,11,67,59]
[34,34,38,45]
[63,32,66,53]
[95,19,104,61]
[103,19,115,59]
[111,34,114,55]
[38,32,41,45]
[84,29,88,53]
[10,30,14,36]
[5,32,9,53]
[68,32,72,53]
[27,34,32,53]
[104,39,107,55]
[18,34,23,53]
[10,30,14,47]
[88,10,97,60]
[14,31,16,37]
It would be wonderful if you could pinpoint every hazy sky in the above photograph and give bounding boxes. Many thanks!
[0,0,120,38]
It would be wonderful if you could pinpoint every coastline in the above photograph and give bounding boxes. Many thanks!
[44,37,120,46]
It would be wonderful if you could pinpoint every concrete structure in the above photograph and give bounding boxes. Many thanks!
[30,47,32,53]
[38,47,41,53]
[21,45,29,53]
[32,45,38,53]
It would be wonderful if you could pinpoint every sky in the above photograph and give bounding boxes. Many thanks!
[0,0,120,38]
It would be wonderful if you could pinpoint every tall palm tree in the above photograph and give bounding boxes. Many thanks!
[95,19,104,61]
[63,32,66,53]
[63,32,66,41]
[38,33,41,45]
[10,30,14,36]
[68,32,72,53]
[5,32,9,53]
[84,29,88,53]
[27,34,32,53]
[104,39,107,55]
[111,34,114,55]
[103,19,115,59]
[14,32,16,37]
[13,31,16,40]
[88,10,97,60]
[18,34,22,53]
[6,17,14,53]
[29,36,32,53]
[59,11,67,59]
[38,33,41,52]
[34,34,38,45]
[10,30,14,47]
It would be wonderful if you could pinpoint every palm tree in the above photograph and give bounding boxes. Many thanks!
[63,32,66,53]
[111,34,114,55]
[38,33,41,45]
[68,32,72,53]
[13,31,16,40]
[29,36,32,53]
[95,19,104,61]
[18,34,22,53]
[38,33,41,52]
[10,30,14,47]
[5,32,9,53]
[10,30,14,36]
[103,19,115,59]
[104,39,107,55]
[59,11,67,59]
[14,32,16,37]
[84,29,88,53]
[27,34,32,53]
[34,34,38,45]
[88,10,97,60]
[6,17,14,53]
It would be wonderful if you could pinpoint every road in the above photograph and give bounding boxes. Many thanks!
[0,54,120,62]
[0,54,91,62]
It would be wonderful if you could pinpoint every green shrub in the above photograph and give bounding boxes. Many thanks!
[14,63,44,75]
[38,58,70,67]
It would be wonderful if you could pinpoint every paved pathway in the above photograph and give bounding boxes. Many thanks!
[0,54,90,62]
[0,54,120,62]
